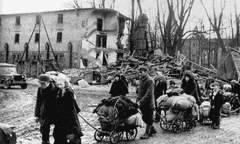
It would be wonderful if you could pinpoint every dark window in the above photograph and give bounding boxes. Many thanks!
[97,18,103,31]
[15,34,20,43]
[33,54,37,60]
[13,55,16,60]
[16,16,20,25]
[96,35,107,48]
[58,14,63,23]
[57,32,62,43]
[35,33,40,43]
[36,15,40,24]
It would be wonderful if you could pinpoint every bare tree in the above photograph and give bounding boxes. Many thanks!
[234,0,240,47]
[156,0,195,56]
[136,0,143,15]
[200,0,227,53]
[129,0,136,54]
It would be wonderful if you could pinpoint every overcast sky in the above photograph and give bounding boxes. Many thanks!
[0,0,239,37]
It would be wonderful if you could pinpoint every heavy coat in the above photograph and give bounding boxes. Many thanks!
[109,75,129,97]
[154,77,167,98]
[136,74,155,109]
[210,90,224,111]
[53,88,83,144]
[34,82,60,125]
[181,72,201,105]
[210,90,224,126]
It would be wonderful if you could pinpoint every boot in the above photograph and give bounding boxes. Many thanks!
[149,126,157,136]
[140,125,151,139]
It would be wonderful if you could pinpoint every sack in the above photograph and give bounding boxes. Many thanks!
[199,101,211,117]
[222,102,231,114]
[165,111,177,122]
[126,112,144,128]
[66,133,81,144]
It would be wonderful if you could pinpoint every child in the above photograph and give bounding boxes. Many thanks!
[209,82,224,129]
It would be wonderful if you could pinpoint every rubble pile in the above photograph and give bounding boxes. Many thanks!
[59,50,228,86]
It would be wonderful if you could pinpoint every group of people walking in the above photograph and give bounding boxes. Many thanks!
[35,74,83,144]
[35,65,231,143]
[108,66,228,140]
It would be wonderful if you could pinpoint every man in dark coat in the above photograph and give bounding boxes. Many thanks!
[181,71,201,105]
[136,66,156,139]
[230,80,240,112]
[153,71,167,122]
[209,82,224,129]
[35,74,60,144]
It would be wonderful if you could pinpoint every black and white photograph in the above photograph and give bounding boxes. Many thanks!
[1,0,240,144]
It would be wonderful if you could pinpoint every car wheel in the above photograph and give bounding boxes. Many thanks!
[21,84,27,89]
[3,80,11,89]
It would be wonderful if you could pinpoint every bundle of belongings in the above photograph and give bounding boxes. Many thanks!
[199,101,211,118]
[93,96,144,131]
[0,122,16,144]
[156,88,199,122]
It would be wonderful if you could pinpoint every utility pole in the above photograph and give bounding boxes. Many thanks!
[37,14,41,77]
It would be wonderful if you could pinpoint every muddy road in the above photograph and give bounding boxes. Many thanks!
[1,83,240,144]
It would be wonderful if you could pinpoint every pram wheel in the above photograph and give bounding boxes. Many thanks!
[126,127,138,141]
[109,131,121,144]
[186,120,196,131]
[172,118,183,133]
[94,128,104,142]
[160,116,171,131]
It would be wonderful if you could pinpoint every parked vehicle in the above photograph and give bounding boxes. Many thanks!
[0,63,27,89]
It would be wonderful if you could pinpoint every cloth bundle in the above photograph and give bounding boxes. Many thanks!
[157,93,196,110]
[125,112,145,128]
[199,101,211,117]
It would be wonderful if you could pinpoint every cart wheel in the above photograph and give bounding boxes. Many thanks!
[109,131,120,144]
[3,80,11,89]
[172,118,183,133]
[186,120,196,131]
[118,131,124,142]
[94,129,104,142]
[126,127,138,141]
[160,116,171,131]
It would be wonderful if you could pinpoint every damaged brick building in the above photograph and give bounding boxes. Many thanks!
[0,8,129,76]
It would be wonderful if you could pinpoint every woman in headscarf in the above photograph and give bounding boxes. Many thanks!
[153,71,167,122]
[53,76,83,144]
[181,70,201,105]
[109,74,129,97]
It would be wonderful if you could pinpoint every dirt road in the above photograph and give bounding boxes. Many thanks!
[1,84,240,144]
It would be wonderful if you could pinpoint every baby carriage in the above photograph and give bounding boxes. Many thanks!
[159,105,197,133]
[157,94,197,133]
[93,96,140,144]
[199,101,211,124]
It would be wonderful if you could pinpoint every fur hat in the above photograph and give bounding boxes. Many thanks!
[38,74,50,83]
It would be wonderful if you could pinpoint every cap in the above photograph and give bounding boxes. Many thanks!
[138,66,148,72]
[38,74,50,83]
[210,82,219,87]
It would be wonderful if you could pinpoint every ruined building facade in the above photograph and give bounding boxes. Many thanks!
[0,8,128,75]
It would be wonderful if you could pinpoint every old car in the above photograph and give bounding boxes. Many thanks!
[0,63,27,89]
